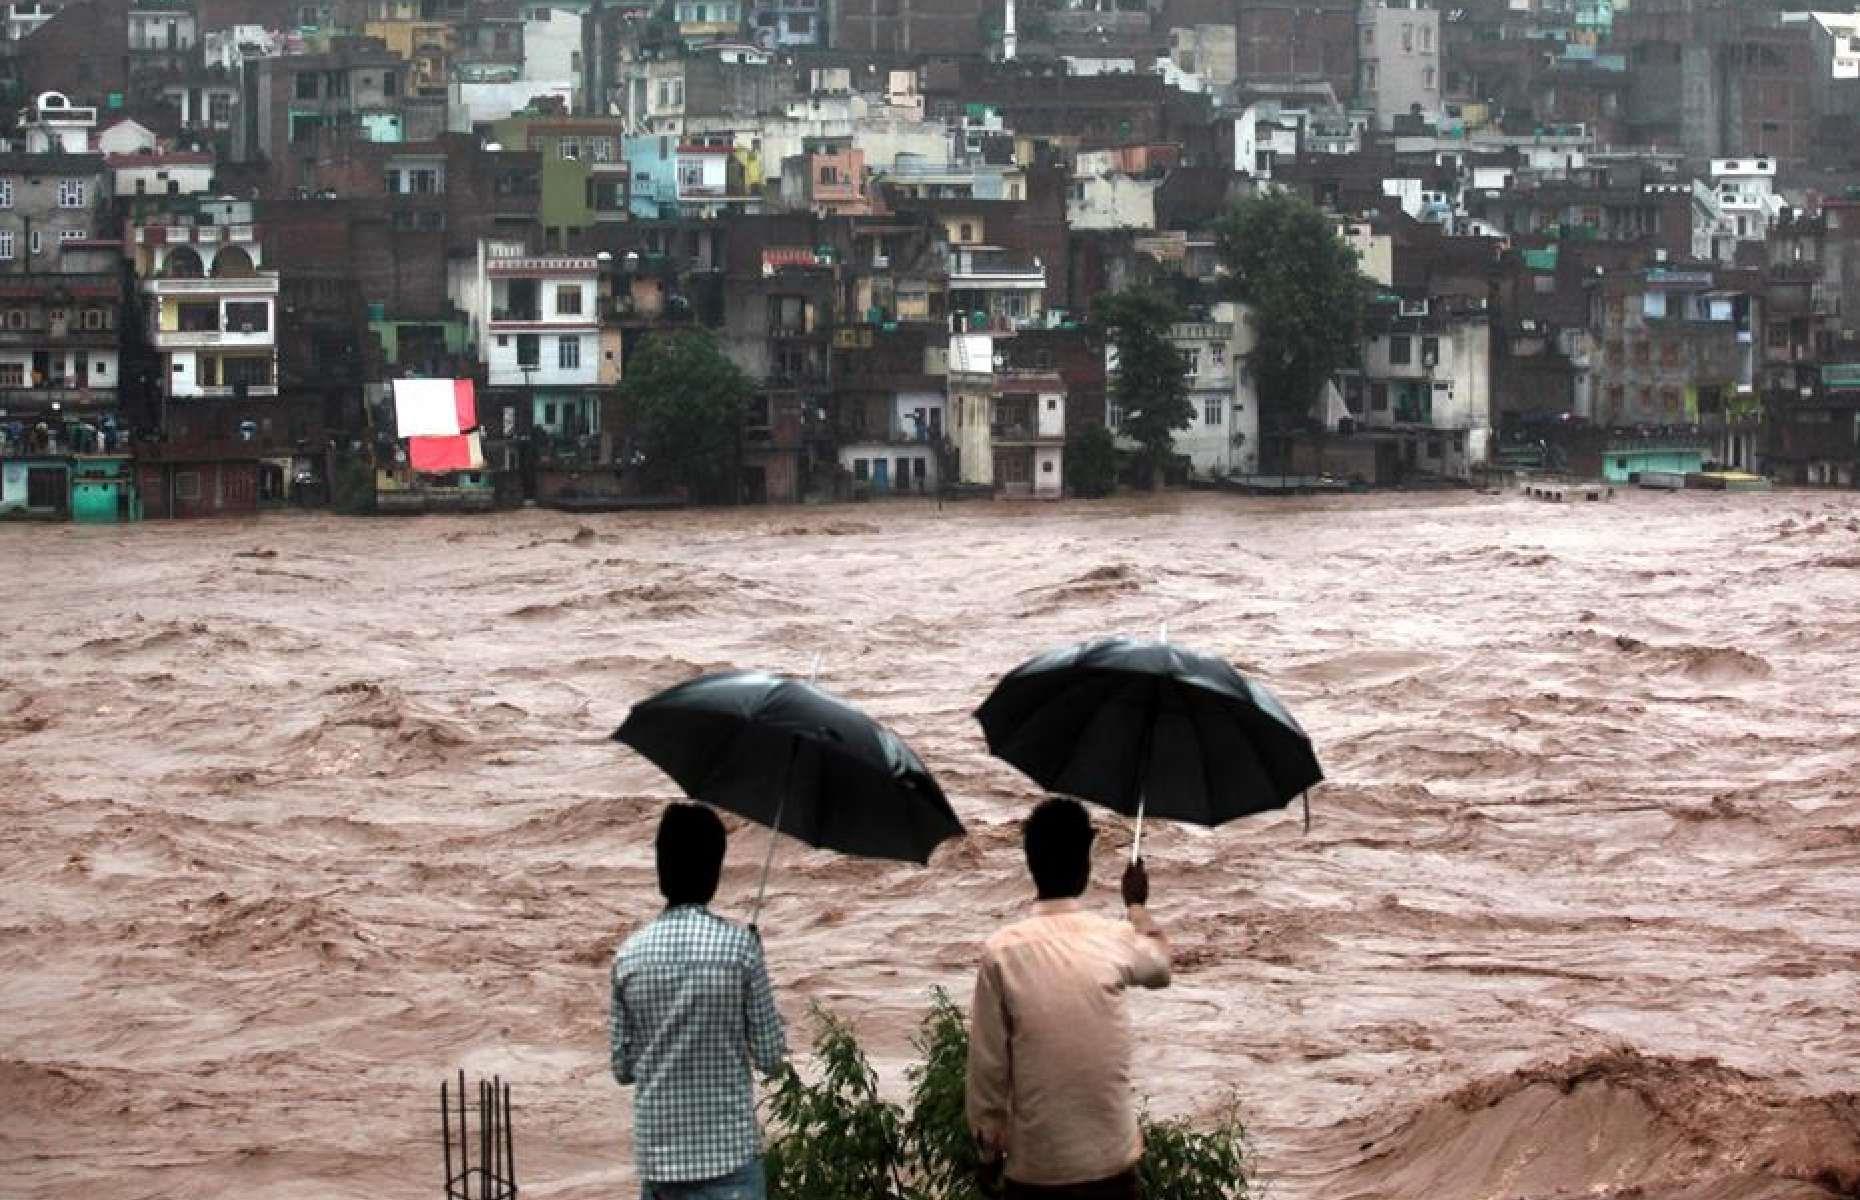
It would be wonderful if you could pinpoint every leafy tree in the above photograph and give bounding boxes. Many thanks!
[1065,424,1120,499]
[1095,288,1192,489]
[619,328,754,504]
[1214,191,1369,473]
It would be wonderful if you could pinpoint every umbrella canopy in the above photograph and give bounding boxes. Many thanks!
[974,637,1322,837]
[613,669,963,866]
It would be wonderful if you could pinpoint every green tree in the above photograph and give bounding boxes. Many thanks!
[619,328,755,503]
[1095,288,1192,489]
[1065,424,1120,499]
[1214,191,1370,473]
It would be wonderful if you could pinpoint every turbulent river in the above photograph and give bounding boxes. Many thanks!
[4,490,1859,1200]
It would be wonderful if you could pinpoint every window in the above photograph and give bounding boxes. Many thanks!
[853,457,869,480]
[59,229,85,243]
[384,168,402,193]
[1389,335,1412,365]
[516,334,540,367]
[0,363,20,386]
[29,231,41,256]
[410,168,438,194]
[1365,63,1377,90]
[227,302,269,333]
[558,336,580,369]
[4,310,23,329]
[0,179,11,208]
[57,179,86,208]
[1203,397,1222,426]
[82,308,106,330]
[560,138,580,161]
[590,137,613,162]
[209,93,232,124]
[1371,383,1388,412]
[1401,24,1412,51]
[0,231,13,260]
[382,71,399,97]
[175,471,201,502]
[1660,340,1682,368]
[295,72,319,99]
[1421,336,1439,365]
[494,28,513,50]
[1424,66,1436,90]
[556,285,582,315]
[1421,24,1432,51]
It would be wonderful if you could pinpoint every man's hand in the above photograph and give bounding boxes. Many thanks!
[1121,858,1150,907]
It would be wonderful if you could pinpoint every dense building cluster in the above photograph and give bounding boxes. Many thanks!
[1,0,1858,518]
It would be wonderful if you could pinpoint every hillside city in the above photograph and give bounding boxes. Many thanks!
[0,0,1854,518]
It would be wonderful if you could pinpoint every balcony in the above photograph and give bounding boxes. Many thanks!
[153,328,275,350]
[0,386,118,410]
[989,422,1062,446]
[173,384,281,399]
[144,275,279,297]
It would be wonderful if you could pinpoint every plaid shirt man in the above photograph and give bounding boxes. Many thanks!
[611,904,788,1184]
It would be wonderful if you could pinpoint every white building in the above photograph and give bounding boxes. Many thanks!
[17,91,96,154]
[1167,303,1261,479]
[1358,0,1441,131]
[1702,157,1785,261]
[1353,299,1493,478]
[1067,173,1160,231]
[838,389,944,495]
[472,246,602,436]
[110,151,215,198]
[946,332,1064,497]
[138,213,279,401]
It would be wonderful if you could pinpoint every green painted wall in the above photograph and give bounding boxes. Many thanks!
[1602,449,1703,483]
[370,319,471,367]
[492,117,595,232]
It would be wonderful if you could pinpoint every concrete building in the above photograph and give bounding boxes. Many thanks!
[134,200,280,403]
[470,246,603,441]
[0,152,110,271]
[1344,294,1494,480]
[1358,0,1440,131]
[1590,264,1757,429]
[1168,303,1261,479]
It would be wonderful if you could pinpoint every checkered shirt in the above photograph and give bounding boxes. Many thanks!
[611,904,788,1183]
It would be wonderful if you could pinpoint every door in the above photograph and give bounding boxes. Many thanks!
[26,466,67,512]
[895,457,910,491]
[872,458,889,492]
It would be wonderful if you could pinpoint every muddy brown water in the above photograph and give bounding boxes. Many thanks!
[3,491,1859,1200]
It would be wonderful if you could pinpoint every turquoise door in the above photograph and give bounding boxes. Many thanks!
[872,458,889,492]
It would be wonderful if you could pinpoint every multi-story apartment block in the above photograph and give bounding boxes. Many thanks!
[1358,0,1441,131]
[472,245,602,445]
[134,199,281,403]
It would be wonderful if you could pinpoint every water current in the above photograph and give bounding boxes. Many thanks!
[3,491,1858,1199]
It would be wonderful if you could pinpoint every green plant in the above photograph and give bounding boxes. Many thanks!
[903,990,985,1200]
[1065,424,1120,499]
[764,1004,908,1200]
[764,993,1252,1200]
[1139,1101,1254,1200]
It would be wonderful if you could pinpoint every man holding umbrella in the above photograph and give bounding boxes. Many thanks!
[611,803,788,1199]
[965,798,1172,1200]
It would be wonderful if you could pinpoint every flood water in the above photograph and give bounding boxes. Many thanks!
[4,491,1859,1200]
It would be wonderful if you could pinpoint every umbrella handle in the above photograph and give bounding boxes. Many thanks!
[1130,791,1145,865]
[751,790,785,927]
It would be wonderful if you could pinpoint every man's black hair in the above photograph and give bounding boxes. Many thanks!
[1023,797,1094,899]
[656,802,726,906]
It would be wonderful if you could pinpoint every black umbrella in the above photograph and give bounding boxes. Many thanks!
[974,636,1322,859]
[613,669,962,922]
